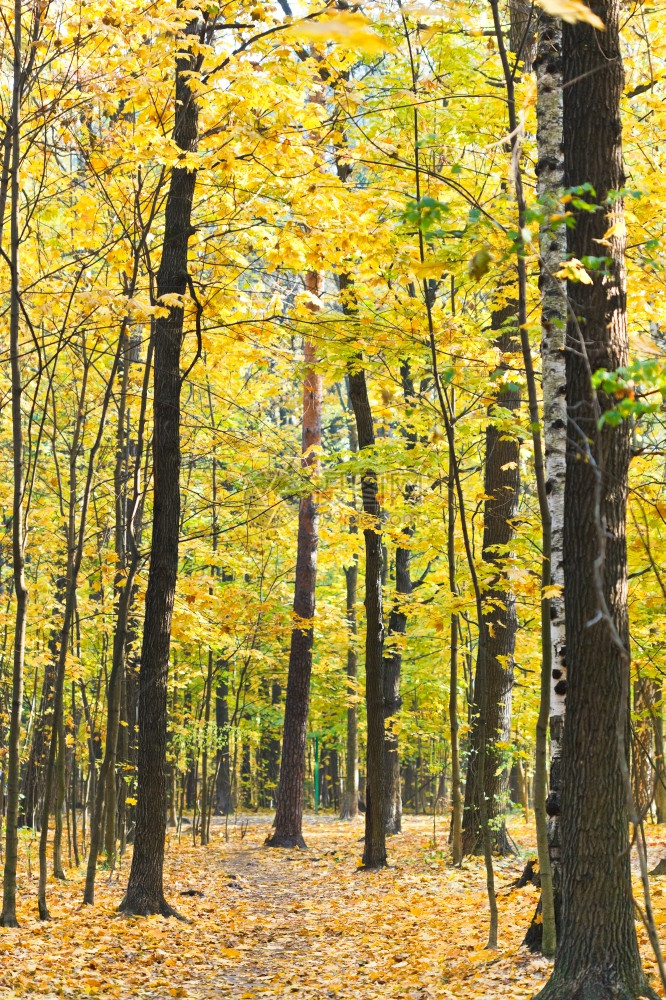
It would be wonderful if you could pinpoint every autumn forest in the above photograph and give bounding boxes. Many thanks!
[0,0,665,997]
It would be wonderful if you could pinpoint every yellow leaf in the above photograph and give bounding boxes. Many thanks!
[542,584,564,599]
[411,258,450,278]
[535,0,605,29]
[554,257,593,284]
[285,13,394,54]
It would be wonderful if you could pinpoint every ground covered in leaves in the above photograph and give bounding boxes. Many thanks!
[2,814,666,999]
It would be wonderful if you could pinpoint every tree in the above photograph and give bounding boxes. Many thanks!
[119,14,201,918]
[266,276,323,849]
[524,5,568,955]
[345,287,387,868]
[461,300,521,857]
[536,1,657,996]
[1,0,27,929]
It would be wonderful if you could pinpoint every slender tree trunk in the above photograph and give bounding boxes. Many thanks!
[39,342,97,920]
[200,651,213,846]
[215,668,232,814]
[340,558,359,820]
[537,3,656,996]
[448,427,463,866]
[632,677,656,819]
[383,545,410,835]
[0,1,27,924]
[462,304,520,857]
[119,17,200,917]
[266,294,323,849]
[52,712,67,879]
[346,335,386,869]
[339,382,359,822]
[524,8,568,955]
[654,687,666,824]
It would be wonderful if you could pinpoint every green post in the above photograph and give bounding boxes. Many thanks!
[314,735,319,812]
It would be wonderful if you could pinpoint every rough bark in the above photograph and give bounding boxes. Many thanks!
[119,18,199,917]
[462,303,520,857]
[266,299,323,849]
[536,3,656,997]
[347,346,386,869]
[509,0,537,71]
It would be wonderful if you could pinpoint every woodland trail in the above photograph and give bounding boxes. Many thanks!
[1,815,666,999]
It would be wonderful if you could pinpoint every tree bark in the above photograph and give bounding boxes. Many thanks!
[537,3,656,996]
[0,0,27,924]
[383,545,409,835]
[215,667,233,814]
[654,687,666,824]
[462,303,520,857]
[266,291,323,849]
[347,341,386,869]
[524,8,567,956]
[339,380,359,822]
[340,558,360,820]
[119,17,199,917]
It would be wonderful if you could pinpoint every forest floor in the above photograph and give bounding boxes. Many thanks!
[1,814,666,999]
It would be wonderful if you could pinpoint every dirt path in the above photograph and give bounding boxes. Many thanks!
[188,815,553,1000]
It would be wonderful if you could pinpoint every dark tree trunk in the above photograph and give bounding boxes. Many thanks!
[266,323,322,849]
[340,558,359,819]
[119,18,199,918]
[215,668,232,815]
[462,304,520,857]
[383,545,410,835]
[340,383,359,822]
[347,351,386,869]
[264,680,281,806]
[537,3,655,997]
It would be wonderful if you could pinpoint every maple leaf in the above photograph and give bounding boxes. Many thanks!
[535,0,605,29]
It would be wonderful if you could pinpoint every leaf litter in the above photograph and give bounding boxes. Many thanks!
[1,815,665,999]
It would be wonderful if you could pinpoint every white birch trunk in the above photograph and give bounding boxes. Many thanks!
[536,9,567,864]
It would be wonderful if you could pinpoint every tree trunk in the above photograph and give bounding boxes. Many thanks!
[200,651,213,846]
[340,381,359,822]
[266,303,323,849]
[536,3,656,996]
[0,3,27,923]
[524,8,568,955]
[119,18,199,917]
[654,687,666,824]
[340,558,359,820]
[448,428,463,865]
[383,545,410,835]
[215,668,232,814]
[462,303,520,857]
[347,347,386,869]
[632,677,656,820]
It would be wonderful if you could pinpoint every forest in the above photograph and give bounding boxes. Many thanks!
[0,0,665,997]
